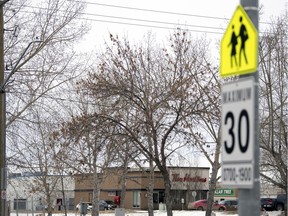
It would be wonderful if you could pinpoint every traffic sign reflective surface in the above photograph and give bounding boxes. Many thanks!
[220,5,258,77]
[221,77,255,188]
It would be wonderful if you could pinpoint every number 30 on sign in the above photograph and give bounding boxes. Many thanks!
[221,77,255,188]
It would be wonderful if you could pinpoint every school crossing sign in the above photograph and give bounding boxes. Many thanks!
[220,5,258,77]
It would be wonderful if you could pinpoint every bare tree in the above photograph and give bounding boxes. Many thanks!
[259,13,288,194]
[75,30,212,216]
[185,65,222,216]
[111,137,143,209]
[3,1,91,215]
[4,0,88,159]
[9,104,66,216]
[53,95,119,216]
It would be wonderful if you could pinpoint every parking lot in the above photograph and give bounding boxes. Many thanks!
[9,210,285,216]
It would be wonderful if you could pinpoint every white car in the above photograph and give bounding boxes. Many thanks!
[76,201,108,211]
[76,202,92,211]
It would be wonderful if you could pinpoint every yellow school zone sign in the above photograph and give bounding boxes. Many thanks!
[220,5,258,77]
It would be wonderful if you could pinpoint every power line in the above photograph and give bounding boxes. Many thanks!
[8,4,225,35]
[83,12,224,31]
[78,0,272,25]
[79,1,229,21]
[76,16,223,35]
[16,9,270,36]
[7,2,229,22]
[7,0,273,27]
[6,2,271,36]
[16,10,223,35]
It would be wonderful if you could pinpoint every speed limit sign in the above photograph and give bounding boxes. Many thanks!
[221,77,255,188]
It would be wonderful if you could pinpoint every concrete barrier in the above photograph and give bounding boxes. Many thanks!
[115,208,125,216]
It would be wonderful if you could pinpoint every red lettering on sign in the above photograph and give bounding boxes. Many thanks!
[172,174,207,182]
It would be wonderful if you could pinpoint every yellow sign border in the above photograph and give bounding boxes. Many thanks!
[220,5,258,77]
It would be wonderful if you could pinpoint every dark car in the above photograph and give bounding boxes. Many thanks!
[275,194,287,211]
[99,200,109,210]
[260,198,276,211]
[105,200,117,210]
[219,200,238,211]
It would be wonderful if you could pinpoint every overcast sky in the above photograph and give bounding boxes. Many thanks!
[78,0,287,52]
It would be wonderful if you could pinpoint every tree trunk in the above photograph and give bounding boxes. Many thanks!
[46,195,52,216]
[147,184,154,216]
[120,165,128,208]
[205,162,219,216]
[147,160,155,216]
[92,172,100,216]
[60,175,67,216]
[205,139,221,216]
[163,171,173,216]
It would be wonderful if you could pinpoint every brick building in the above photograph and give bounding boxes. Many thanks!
[74,166,210,210]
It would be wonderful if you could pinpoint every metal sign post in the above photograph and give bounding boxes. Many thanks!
[238,1,260,215]
[220,0,259,215]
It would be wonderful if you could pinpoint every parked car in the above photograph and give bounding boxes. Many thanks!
[275,194,287,211]
[260,198,276,211]
[187,199,226,211]
[99,200,109,210]
[218,200,238,211]
[76,201,108,211]
[35,204,54,211]
[76,202,92,211]
[105,200,117,210]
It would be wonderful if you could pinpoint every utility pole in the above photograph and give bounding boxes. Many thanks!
[0,1,6,216]
[238,0,260,215]
[0,2,41,215]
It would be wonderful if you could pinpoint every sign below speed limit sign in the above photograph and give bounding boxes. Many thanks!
[221,77,255,188]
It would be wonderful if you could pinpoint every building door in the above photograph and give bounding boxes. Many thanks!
[132,191,140,208]
[56,198,62,211]
[153,192,159,209]
[153,192,159,203]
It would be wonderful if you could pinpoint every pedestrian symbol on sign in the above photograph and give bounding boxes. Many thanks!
[238,16,248,66]
[228,25,238,68]
[220,5,257,77]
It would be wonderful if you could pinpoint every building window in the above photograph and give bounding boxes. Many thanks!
[171,190,186,204]
[132,191,140,208]
[14,199,26,210]
[68,198,74,210]
[159,191,165,203]
[153,191,165,204]
[108,191,116,197]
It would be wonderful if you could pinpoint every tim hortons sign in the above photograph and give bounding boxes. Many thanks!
[172,174,207,183]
